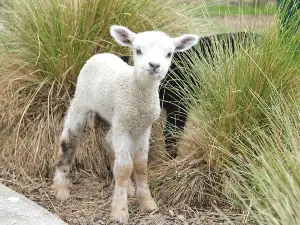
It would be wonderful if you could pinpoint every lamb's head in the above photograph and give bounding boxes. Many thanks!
[110,25,199,81]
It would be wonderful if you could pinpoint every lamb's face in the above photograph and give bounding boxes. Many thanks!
[110,25,199,82]
[130,32,174,81]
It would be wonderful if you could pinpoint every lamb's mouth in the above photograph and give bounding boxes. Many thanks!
[145,69,159,76]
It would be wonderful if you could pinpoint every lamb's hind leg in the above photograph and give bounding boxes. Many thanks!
[52,99,89,201]
[133,128,157,213]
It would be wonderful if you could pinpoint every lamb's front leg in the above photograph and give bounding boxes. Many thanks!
[133,128,158,213]
[106,128,135,198]
[111,131,133,223]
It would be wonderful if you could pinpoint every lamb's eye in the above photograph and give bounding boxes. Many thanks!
[166,52,172,58]
[136,48,142,55]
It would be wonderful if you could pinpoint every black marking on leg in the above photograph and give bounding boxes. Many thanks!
[94,112,110,126]
[56,140,76,167]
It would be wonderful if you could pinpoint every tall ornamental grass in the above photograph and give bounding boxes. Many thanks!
[154,15,300,215]
[225,98,300,224]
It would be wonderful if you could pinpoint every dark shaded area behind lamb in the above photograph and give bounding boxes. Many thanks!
[120,31,259,158]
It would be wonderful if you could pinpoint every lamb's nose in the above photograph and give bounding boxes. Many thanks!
[149,62,160,69]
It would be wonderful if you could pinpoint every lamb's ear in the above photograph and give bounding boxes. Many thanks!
[110,25,136,47]
[173,34,199,52]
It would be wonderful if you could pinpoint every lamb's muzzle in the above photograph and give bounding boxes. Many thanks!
[52,24,198,223]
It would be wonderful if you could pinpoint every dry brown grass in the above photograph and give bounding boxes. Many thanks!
[0,66,110,178]
[150,117,229,208]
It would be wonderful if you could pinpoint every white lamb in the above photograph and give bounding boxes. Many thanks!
[52,25,198,223]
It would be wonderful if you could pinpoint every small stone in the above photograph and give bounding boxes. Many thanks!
[169,209,175,217]
[177,214,185,221]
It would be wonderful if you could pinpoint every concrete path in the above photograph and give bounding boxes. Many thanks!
[0,183,67,225]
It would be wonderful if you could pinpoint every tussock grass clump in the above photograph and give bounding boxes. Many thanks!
[225,99,300,224]
[154,20,300,210]
[0,0,203,177]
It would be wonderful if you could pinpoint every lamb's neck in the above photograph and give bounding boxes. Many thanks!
[132,72,160,95]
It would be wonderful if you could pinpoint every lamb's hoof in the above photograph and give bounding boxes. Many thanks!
[111,208,129,224]
[140,197,158,213]
[56,188,70,201]
[52,184,70,201]
[127,181,135,198]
